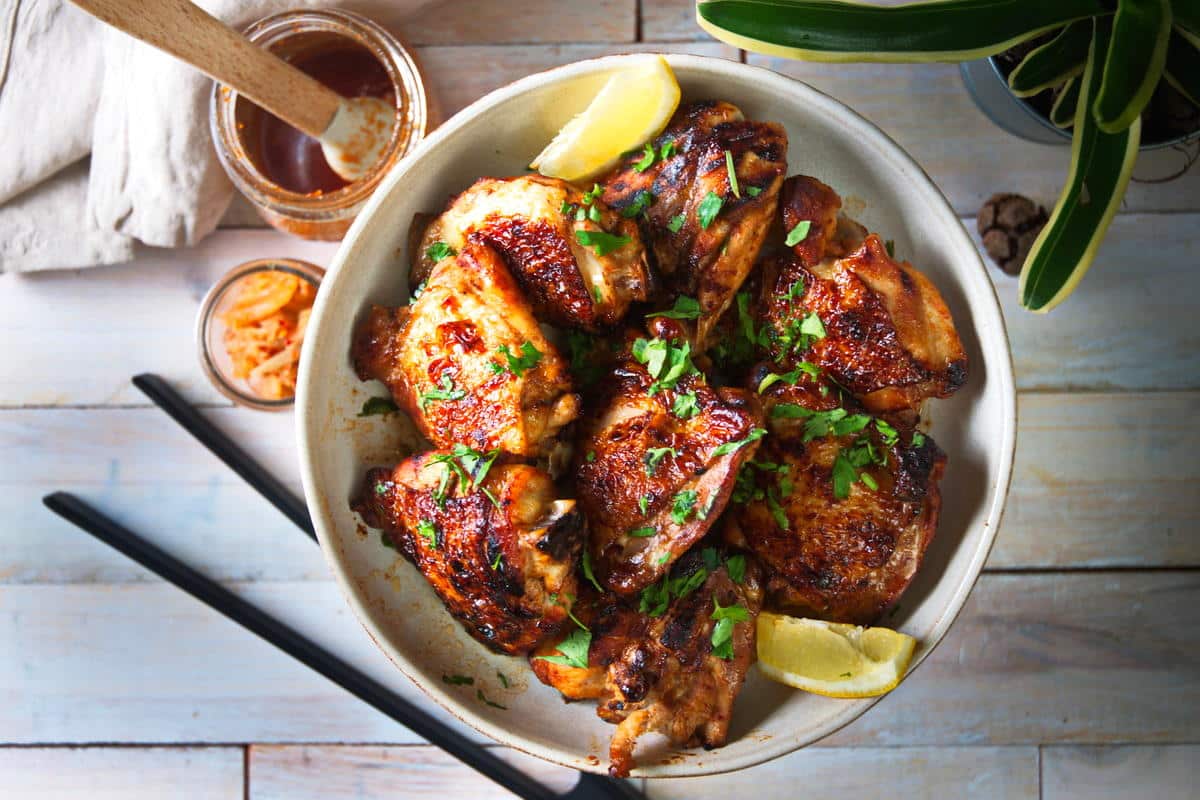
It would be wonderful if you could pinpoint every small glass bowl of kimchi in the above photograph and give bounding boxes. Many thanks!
[196,258,324,410]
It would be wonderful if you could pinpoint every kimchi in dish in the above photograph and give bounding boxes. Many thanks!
[350,98,966,776]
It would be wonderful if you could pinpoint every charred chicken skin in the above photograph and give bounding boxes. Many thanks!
[355,450,584,655]
[352,242,580,459]
[531,547,763,777]
[413,175,652,331]
[601,101,787,346]
[759,175,968,413]
[574,320,764,595]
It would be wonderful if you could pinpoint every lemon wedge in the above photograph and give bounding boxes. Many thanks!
[756,612,917,698]
[530,55,681,182]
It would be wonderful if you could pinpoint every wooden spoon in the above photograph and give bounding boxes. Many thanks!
[71,0,394,182]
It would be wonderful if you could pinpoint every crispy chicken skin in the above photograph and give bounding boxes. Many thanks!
[352,243,580,459]
[355,452,584,655]
[413,176,652,331]
[759,176,967,413]
[602,101,787,346]
[531,549,763,777]
[725,384,945,624]
[574,323,763,595]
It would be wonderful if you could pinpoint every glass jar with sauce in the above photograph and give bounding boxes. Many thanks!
[210,9,427,240]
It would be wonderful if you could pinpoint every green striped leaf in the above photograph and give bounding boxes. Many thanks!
[695,0,1110,63]
[1008,21,1091,97]
[1093,0,1172,133]
[1020,20,1140,312]
[1163,28,1200,106]
[1050,75,1082,127]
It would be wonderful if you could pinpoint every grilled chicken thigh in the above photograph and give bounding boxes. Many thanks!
[530,548,762,777]
[355,450,584,655]
[602,101,787,346]
[725,382,945,624]
[759,176,967,413]
[352,242,580,459]
[413,176,652,331]
[574,321,763,595]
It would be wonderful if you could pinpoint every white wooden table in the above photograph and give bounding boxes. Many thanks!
[3,2,1198,797]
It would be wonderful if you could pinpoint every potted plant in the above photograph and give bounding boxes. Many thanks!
[697,0,1199,312]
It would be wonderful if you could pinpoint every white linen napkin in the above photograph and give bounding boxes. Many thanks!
[0,0,427,273]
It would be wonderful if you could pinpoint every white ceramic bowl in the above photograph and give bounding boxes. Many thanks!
[297,53,1016,778]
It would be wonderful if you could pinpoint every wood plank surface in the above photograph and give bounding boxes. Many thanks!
[248,744,588,799]
[5,391,1194,587]
[744,57,1200,216]
[3,573,1196,745]
[393,0,636,45]
[3,215,1197,410]
[1042,745,1200,800]
[0,746,243,799]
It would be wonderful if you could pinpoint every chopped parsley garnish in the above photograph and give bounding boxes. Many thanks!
[560,200,577,217]
[582,183,604,204]
[766,488,789,530]
[566,330,603,387]
[633,143,657,172]
[534,626,591,669]
[581,548,604,593]
[732,459,791,505]
[885,239,896,258]
[726,554,746,584]
[358,396,398,417]
[638,495,651,515]
[671,391,700,420]
[575,229,631,256]
[799,311,826,339]
[374,483,389,496]
[785,220,812,247]
[874,418,900,447]
[771,406,873,442]
[587,204,603,223]
[425,445,501,509]
[416,519,439,549]
[419,374,466,411]
[757,362,820,394]
[660,140,677,160]
[425,241,456,262]
[644,446,677,477]
[493,341,542,377]
[746,186,763,198]
[787,279,806,301]
[667,214,686,233]
[638,555,711,616]
[629,526,656,538]
[585,450,597,463]
[697,191,724,229]
[710,596,751,660]
[621,189,654,218]
[724,149,740,198]
[912,432,927,447]
[631,337,697,394]
[476,688,507,709]
[712,428,767,457]
[833,434,889,500]
[860,472,879,491]
[442,674,474,686]
[671,489,699,525]
[648,295,702,320]
[592,284,603,303]
[496,671,509,688]
[490,550,503,571]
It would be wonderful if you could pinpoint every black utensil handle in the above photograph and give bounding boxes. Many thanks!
[132,373,315,541]
[42,491,557,800]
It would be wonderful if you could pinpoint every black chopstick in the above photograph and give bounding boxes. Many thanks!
[130,374,641,799]
[43,491,560,800]
[132,373,315,540]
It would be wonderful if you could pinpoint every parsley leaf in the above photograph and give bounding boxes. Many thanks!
[587,203,603,223]
[592,284,603,303]
[766,488,789,530]
[638,494,651,515]
[667,214,686,233]
[885,239,896,258]
[785,220,812,247]
[746,186,762,198]
[724,149,740,198]
[442,674,474,686]
[495,341,543,377]
[633,143,657,172]
[496,671,509,688]
[648,295,702,320]
[490,550,503,571]
[757,362,820,394]
[629,526,656,538]
[419,374,466,411]
[476,688,507,709]
[712,428,767,457]
[621,189,654,218]
[359,396,398,417]
[424,445,501,508]
[425,241,456,262]
[644,446,677,477]
[874,418,900,447]
[582,183,604,204]
[416,519,439,548]
[575,229,631,256]
[660,140,677,160]
[631,337,697,394]
[671,392,700,420]
[726,554,746,584]
[534,627,591,669]
[711,596,750,660]
[697,191,724,229]
[799,312,826,339]
[639,561,709,617]
[831,449,859,500]
[911,432,927,447]
[566,330,602,387]
[671,490,698,525]
[581,548,604,593]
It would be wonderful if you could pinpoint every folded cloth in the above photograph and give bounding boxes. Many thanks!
[0,0,428,274]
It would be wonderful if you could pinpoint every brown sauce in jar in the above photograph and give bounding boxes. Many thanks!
[255,46,395,195]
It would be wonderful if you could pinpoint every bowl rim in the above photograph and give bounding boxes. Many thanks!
[296,52,1017,777]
